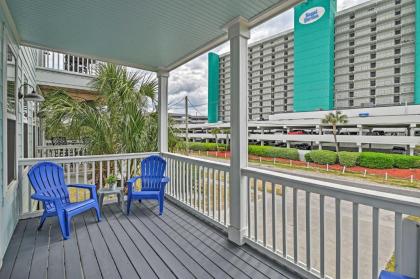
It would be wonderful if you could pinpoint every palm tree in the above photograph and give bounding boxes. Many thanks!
[321,111,348,153]
[221,128,230,151]
[39,63,177,155]
[210,128,221,150]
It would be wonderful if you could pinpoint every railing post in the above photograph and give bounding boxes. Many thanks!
[157,70,169,153]
[226,17,249,245]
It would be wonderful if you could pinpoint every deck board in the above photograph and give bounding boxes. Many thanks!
[0,200,301,279]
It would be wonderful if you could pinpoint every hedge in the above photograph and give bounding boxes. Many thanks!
[392,154,420,169]
[338,151,360,167]
[308,150,337,165]
[187,142,226,151]
[359,152,394,169]
[304,152,313,162]
[248,145,299,160]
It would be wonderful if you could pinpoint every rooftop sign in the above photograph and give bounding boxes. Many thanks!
[299,6,325,25]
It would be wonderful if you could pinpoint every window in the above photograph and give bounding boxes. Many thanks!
[371,62,376,68]
[349,49,355,55]
[349,66,354,72]
[370,44,376,50]
[370,80,376,87]
[349,91,354,98]
[371,36,376,41]
[371,27,377,32]
[370,53,376,59]
[395,19,401,25]
[395,58,401,64]
[395,9,401,16]
[349,83,354,89]
[394,48,401,55]
[394,87,400,93]
[394,67,401,74]
[395,39,401,45]
[370,71,376,78]
[349,100,354,106]
[370,98,376,104]
[349,40,355,47]
[394,77,400,84]
[349,57,355,64]
[349,32,355,38]
[371,17,376,23]
[395,29,401,35]
[6,46,17,185]
[349,74,354,81]
[394,95,400,103]
[370,89,376,96]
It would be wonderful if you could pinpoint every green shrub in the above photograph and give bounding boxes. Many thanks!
[248,145,299,160]
[304,152,313,162]
[308,150,337,165]
[188,142,226,152]
[392,154,419,169]
[359,152,394,169]
[338,151,360,167]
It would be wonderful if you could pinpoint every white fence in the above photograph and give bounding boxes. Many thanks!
[242,166,420,279]
[38,50,99,75]
[162,152,230,230]
[17,152,420,278]
[35,144,87,158]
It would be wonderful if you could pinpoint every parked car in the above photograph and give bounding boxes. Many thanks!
[391,146,406,154]
[295,143,311,150]
[288,130,305,135]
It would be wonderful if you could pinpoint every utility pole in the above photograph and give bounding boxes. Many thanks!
[185,96,189,153]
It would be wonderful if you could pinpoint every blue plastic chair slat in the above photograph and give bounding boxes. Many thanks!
[127,155,169,215]
[28,161,100,239]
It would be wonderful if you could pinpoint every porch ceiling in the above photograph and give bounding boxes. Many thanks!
[4,0,301,71]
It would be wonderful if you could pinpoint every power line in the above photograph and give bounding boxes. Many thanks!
[187,99,204,116]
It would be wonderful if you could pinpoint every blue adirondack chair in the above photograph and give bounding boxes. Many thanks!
[127,155,169,215]
[28,161,101,240]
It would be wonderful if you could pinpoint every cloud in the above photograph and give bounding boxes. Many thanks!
[167,0,371,116]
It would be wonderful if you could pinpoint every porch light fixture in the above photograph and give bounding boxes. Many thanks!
[18,83,44,103]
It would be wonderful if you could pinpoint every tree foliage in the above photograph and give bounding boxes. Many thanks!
[39,63,178,154]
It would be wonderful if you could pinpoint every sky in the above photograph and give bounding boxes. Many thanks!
[166,0,371,116]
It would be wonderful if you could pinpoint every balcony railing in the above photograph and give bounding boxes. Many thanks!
[37,50,100,75]
[35,144,87,158]
[17,152,420,278]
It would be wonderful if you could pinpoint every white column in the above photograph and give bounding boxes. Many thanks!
[157,71,169,153]
[227,17,250,245]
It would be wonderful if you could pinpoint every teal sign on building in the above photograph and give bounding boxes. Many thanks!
[293,0,336,112]
[208,52,220,123]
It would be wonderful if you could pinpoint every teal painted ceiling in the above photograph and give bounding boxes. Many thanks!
[6,0,290,71]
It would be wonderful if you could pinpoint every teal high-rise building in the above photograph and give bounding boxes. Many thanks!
[293,0,336,112]
[209,0,417,122]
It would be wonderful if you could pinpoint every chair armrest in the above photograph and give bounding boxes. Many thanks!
[127,176,143,196]
[31,193,60,202]
[161,177,170,184]
[31,194,64,211]
[67,184,98,200]
[68,184,96,190]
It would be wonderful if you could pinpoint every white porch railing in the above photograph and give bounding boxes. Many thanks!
[35,144,87,158]
[38,50,99,75]
[162,152,230,230]
[16,152,420,278]
[242,166,420,279]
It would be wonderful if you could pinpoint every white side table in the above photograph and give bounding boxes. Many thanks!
[97,187,124,212]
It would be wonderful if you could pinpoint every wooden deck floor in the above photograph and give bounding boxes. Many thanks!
[0,200,300,279]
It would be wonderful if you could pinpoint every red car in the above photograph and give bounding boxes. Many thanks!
[287,130,305,135]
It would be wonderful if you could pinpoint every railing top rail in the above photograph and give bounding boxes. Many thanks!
[162,152,230,170]
[35,144,86,150]
[19,152,159,165]
[243,166,420,216]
